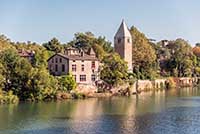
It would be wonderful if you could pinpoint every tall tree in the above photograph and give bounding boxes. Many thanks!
[43,38,63,53]
[67,32,113,60]
[100,53,129,86]
[157,39,196,77]
[130,26,157,79]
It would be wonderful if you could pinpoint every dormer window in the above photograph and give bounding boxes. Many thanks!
[81,51,84,57]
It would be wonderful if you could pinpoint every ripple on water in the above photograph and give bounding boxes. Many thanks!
[1,91,200,134]
[3,107,199,134]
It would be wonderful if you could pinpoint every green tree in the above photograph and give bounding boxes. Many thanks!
[0,49,35,99]
[0,48,20,91]
[100,53,129,86]
[0,35,14,50]
[57,74,77,92]
[28,67,58,101]
[13,41,53,67]
[67,32,113,60]
[129,26,157,79]
[12,58,33,99]
[169,39,194,77]
[0,63,5,89]
[43,38,63,53]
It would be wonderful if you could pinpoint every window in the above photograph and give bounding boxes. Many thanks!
[73,75,76,81]
[81,64,84,71]
[80,75,86,82]
[73,60,76,62]
[91,61,95,68]
[81,52,84,57]
[55,64,58,72]
[72,64,76,72]
[91,74,96,81]
[127,38,130,43]
[118,38,121,43]
[62,64,65,72]
[56,58,58,63]
[60,58,62,63]
[82,60,84,62]
[52,58,54,63]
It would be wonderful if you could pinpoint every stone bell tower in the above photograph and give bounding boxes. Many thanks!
[114,20,133,72]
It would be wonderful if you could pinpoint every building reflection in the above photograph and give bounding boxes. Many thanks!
[1,87,200,134]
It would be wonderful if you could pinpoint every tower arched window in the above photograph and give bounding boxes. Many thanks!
[81,51,84,57]
[117,38,121,43]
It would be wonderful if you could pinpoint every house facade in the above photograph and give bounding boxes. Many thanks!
[47,47,100,85]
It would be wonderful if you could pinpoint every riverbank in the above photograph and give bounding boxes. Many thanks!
[1,77,200,104]
[56,77,200,100]
[133,77,200,93]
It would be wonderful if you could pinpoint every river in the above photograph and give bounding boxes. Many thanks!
[0,88,200,134]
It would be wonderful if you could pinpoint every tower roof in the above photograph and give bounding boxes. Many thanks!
[115,20,131,38]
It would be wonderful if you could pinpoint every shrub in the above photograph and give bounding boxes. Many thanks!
[57,74,77,92]
[71,92,86,99]
[0,90,19,104]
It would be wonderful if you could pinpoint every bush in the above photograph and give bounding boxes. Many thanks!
[0,90,19,104]
[57,74,77,92]
[71,92,86,99]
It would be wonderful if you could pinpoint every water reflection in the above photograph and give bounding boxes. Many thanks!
[0,88,200,134]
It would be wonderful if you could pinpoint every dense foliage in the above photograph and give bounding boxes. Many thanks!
[100,53,129,86]
[157,39,197,77]
[67,32,113,60]
[0,35,76,102]
[57,75,77,91]
[0,24,200,102]
[130,27,158,79]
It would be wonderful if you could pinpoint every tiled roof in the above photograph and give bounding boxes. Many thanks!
[48,47,99,61]
[18,49,35,57]
[48,53,98,61]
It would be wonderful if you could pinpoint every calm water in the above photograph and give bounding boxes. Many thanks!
[1,88,200,134]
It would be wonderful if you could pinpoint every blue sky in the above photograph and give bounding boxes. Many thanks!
[0,0,200,45]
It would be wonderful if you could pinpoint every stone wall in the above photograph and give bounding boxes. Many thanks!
[134,77,200,92]
[174,77,200,87]
[134,79,167,92]
[75,84,98,94]
[75,77,200,95]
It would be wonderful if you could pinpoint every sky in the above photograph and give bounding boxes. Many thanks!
[0,0,200,45]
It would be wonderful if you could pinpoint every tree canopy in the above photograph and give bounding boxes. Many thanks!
[0,25,200,102]
[130,26,157,79]
[100,53,129,86]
